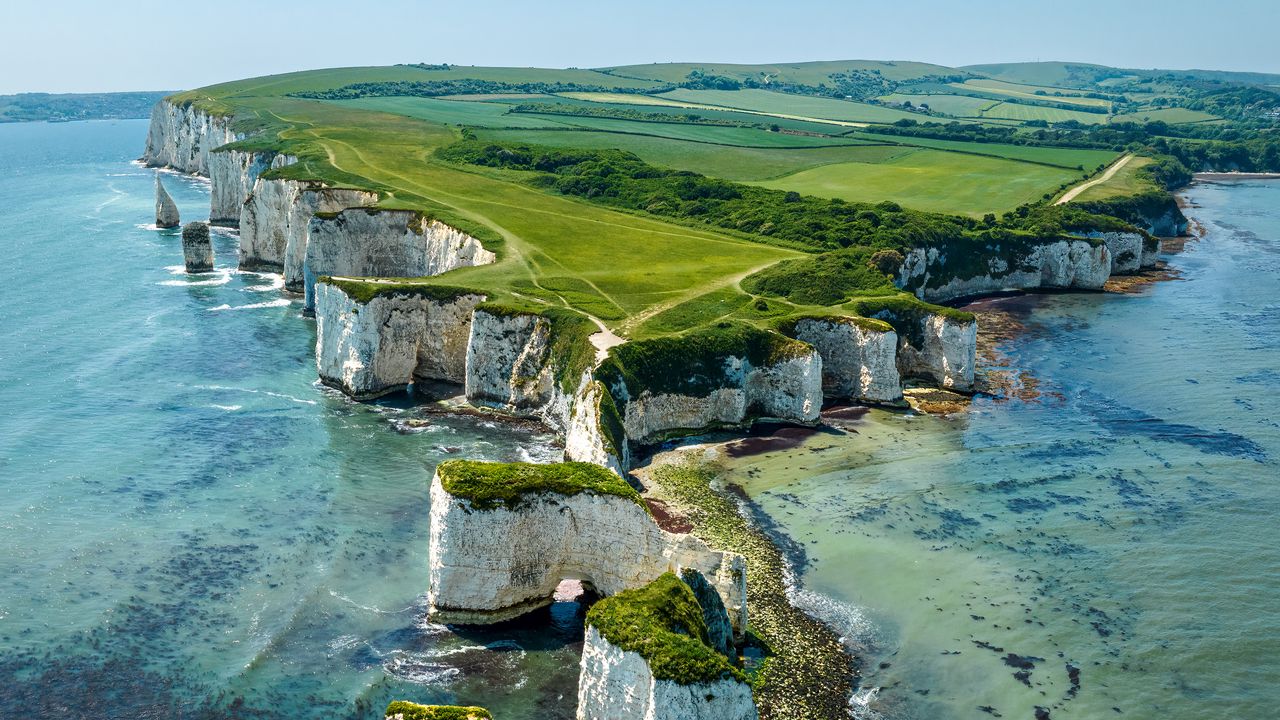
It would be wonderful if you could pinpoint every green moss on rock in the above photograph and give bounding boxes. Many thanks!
[596,322,810,401]
[384,701,492,720]
[587,572,747,685]
[320,277,484,305]
[436,459,641,511]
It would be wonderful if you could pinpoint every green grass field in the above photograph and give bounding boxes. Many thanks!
[846,132,1120,169]
[1071,156,1158,202]
[877,93,998,117]
[1111,107,1222,124]
[475,128,911,180]
[977,101,1111,125]
[957,79,1112,108]
[754,149,1084,216]
[656,88,928,124]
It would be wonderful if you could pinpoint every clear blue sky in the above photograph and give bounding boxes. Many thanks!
[5,0,1278,94]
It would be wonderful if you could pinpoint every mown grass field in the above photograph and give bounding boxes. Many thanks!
[657,88,928,124]
[753,149,1085,216]
[217,95,798,330]
[846,132,1120,169]
[978,101,1111,125]
[1071,156,1158,202]
[475,128,912,180]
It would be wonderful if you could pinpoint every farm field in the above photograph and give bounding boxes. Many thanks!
[753,148,1084,216]
[1070,156,1157,202]
[475,127,913,180]
[957,78,1113,107]
[877,93,997,117]
[978,101,1111,124]
[1111,107,1222,124]
[657,88,928,124]
[845,131,1120,169]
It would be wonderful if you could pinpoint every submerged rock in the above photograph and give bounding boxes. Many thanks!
[181,222,213,273]
[155,175,179,229]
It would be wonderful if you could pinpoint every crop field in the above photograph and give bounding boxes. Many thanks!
[753,148,1084,216]
[656,88,928,124]
[877,93,998,117]
[1111,107,1222,124]
[476,128,912,180]
[333,96,572,129]
[977,101,1111,124]
[956,79,1112,108]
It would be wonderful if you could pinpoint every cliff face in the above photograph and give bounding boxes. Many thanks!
[899,239,1111,303]
[305,210,494,308]
[788,317,901,403]
[1087,230,1161,274]
[208,149,295,226]
[426,470,747,632]
[576,626,757,720]
[314,282,485,399]
[895,313,978,391]
[465,308,558,412]
[238,177,379,289]
[142,101,236,175]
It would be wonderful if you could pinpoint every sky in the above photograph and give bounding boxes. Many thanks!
[4,0,1278,94]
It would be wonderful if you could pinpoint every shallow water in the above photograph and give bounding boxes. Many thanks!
[0,120,583,718]
[725,180,1280,719]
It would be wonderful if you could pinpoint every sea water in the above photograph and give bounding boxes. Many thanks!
[723,180,1280,719]
[0,120,583,718]
[2,120,1276,720]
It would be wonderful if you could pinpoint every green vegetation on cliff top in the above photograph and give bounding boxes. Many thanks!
[586,572,747,685]
[384,701,492,720]
[436,460,641,510]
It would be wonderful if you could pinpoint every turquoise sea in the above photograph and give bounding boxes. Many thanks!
[0,120,1276,719]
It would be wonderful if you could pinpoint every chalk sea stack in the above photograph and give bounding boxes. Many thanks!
[155,175,179,229]
[181,222,214,273]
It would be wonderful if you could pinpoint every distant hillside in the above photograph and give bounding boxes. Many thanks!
[964,61,1280,89]
[0,91,171,123]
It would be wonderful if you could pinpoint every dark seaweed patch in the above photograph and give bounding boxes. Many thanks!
[1081,393,1266,461]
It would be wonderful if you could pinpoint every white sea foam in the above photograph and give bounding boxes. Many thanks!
[160,268,233,287]
[210,404,242,412]
[195,384,318,406]
[209,298,292,311]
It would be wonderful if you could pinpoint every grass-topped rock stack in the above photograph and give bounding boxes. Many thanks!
[578,573,757,720]
[384,702,492,720]
[426,460,747,631]
[593,323,822,448]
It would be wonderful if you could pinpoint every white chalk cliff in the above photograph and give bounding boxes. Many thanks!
[142,101,236,176]
[305,210,494,305]
[894,313,978,391]
[314,282,485,399]
[899,239,1112,303]
[607,352,823,447]
[208,149,295,226]
[577,626,757,720]
[426,470,748,633]
[789,317,901,403]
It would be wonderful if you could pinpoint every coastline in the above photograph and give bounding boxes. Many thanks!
[1192,171,1280,180]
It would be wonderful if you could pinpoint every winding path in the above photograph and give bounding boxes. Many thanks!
[1056,154,1133,205]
